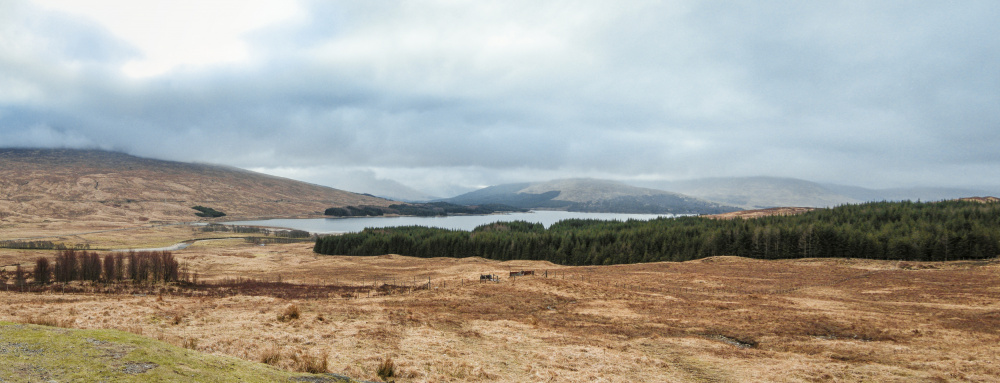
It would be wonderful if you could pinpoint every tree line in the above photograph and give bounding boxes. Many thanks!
[192,205,226,218]
[314,200,1000,264]
[0,240,91,250]
[28,249,182,285]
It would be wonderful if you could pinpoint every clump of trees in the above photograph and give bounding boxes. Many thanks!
[34,257,51,284]
[324,205,388,217]
[31,249,181,285]
[192,206,226,218]
[315,200,1000,264]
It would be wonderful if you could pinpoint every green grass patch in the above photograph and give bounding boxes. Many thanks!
[0,321,353,382]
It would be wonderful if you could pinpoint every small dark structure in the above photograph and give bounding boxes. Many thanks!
[479,274,498,282]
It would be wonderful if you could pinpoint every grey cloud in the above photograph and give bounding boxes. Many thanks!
[1,0,999,197]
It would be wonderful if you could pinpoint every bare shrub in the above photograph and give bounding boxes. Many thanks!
[14,264,26,288]
[377,357,396,382]
[259,346,281,365]
[277,304,301,322]
[294,349,328,373]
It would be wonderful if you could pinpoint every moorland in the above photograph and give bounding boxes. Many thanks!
[3,233,999,382]
[2,149,999,382]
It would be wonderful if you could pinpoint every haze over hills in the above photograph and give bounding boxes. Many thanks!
[633,177,860,209]
[0,149,394,223]
[442,178,739,214]
[633,176,999,209]
[819,183,999,204]
[354,178,440,202]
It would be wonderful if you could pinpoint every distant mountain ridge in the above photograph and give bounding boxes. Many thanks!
[634,177,859,209]
[442,178,739,214]
[633,176,998,209]
[0,148,394,223]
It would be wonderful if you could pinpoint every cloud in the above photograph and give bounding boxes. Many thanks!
[1,0,999,197]
[0,123,97,148]
[32,0,303,77]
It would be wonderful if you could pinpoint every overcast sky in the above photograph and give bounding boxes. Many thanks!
[1,0,998,198]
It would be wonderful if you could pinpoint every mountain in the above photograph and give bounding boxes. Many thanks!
[442,178,739,214]
[633,176,999,209]
[635,177,860,209]
[821,184,997,203]
[0,148,394,223]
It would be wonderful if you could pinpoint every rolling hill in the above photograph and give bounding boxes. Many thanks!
[0,148,393,223]
[442,178,739,214]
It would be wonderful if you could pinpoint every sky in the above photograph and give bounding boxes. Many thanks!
[1,0,998,198]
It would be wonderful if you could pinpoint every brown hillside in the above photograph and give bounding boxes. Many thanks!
[958,196,1000,203]
[705,206,816,219]
[0,149,392,224]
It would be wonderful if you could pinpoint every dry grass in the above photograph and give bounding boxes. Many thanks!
[20,315,74,329]
[2,227,999,382]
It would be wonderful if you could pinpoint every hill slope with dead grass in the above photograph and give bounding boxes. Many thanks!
[0,149,392,224]
[3,243,999,382]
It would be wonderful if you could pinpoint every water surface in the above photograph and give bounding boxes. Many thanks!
[225,210,678,234]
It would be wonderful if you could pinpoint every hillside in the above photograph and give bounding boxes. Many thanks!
[0,149,393,224]
[443,178,738,214]
[705,207,817,220]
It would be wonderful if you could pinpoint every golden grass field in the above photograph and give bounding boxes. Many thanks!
[2,222,999,382]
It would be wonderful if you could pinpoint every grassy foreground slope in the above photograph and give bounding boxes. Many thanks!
[0,321,355,383]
